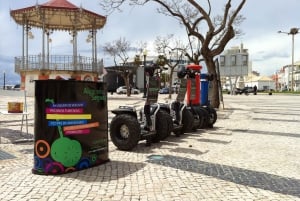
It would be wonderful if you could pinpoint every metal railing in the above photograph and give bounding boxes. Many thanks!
[14,55,103,73]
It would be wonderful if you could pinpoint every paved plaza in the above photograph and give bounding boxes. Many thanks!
[0,90,300,201]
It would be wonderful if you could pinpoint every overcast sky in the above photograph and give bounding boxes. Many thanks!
[1,0,300,84]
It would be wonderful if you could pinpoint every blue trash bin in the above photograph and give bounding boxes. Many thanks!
[200,74,209,106]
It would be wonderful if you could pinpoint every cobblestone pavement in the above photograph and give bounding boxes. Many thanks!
[0,90,300,201]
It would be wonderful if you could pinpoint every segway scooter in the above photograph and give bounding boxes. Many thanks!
[176,65,203,131]
[184,64,208,129]
[109,64,172,151]
[159,78,196,136]
[185,64,217,129]
[178,64,209,130]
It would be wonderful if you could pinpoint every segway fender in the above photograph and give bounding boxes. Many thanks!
[159,103,170,114]
[111,106,137,118]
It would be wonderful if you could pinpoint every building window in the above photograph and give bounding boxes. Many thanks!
[242,55,248,66]
[220,56,225,66]
[231,55,236,66]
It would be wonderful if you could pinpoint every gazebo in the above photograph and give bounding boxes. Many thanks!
[10,0,106,95]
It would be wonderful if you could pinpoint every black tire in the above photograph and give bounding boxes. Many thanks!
[152,111,171,143]
[110,114,140,151]
[206,107,217,128]
[161,110,173,139]
[181,108,194,133]
[201,107,210,128]
[191,107,201,131]
[195,107,209,129]
[193,107,204,129]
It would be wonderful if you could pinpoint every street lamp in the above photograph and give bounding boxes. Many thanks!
[143,49,147,98]
[3,71,6,90]
[278,27,299,91]
[134,55,141,88]
[45,29,53,69]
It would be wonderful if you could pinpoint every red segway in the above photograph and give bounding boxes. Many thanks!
[177,64,206,130]
[185,64,210,129]
[185,64,217,128]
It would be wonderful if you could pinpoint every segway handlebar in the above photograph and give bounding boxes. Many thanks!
[145,64,162,77]
[177,64,202,79]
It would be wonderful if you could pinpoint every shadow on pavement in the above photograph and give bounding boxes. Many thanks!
[0,149,17,160]
[146,154,300,198]
[253,117,300,123]
[230,129,300,138]
[0,128,34,144]
[170,147,209,155]
[60,160,146,182]
[197,138,232,144]
[253,110,300,116]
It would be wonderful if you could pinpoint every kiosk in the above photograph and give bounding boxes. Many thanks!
[32,80,109,175]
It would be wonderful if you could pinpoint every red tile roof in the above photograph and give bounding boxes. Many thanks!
[41,0,78,9]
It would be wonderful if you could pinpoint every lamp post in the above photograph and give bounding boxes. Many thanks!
[45,29,53,69]
[3,71,6,90]
[275,71,278,91]
[133,55,141,88]
[278,28,299,91]
[143,49,147,98]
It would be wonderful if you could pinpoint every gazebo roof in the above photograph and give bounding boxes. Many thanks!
[10,0,106,31]
[42,0,78,8]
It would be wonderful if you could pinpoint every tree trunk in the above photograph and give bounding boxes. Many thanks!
[210,73,220,108]
[206,58,220,108]
[168,69,174,99]
[123,75,131,97]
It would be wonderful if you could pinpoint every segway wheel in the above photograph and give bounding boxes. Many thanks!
[181,108,194,133]
[152,111,171,143]
[206,107,217,128]
[195,107,209,129]
[200,107,210,128]
[110,114,140,151]
[160,110,173,140]
[192,107,202,129]
[191,108,201,131]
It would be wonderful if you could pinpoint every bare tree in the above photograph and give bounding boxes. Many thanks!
[103,37,138,96]
[154,34,187,99]
[101,0,246,108]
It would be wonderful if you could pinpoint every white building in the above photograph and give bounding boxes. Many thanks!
[244,75,275,91]
[276,61,300,91]
[219,43,250,77]
[219,43,250,91]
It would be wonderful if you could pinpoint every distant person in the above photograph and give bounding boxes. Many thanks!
[253,85,257,95]
[129,84,132,96]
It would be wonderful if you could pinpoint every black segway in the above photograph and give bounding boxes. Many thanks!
[183,65,218,129]
[109,64,172,151]
[181,65,217,129]
[159,78,196,136]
